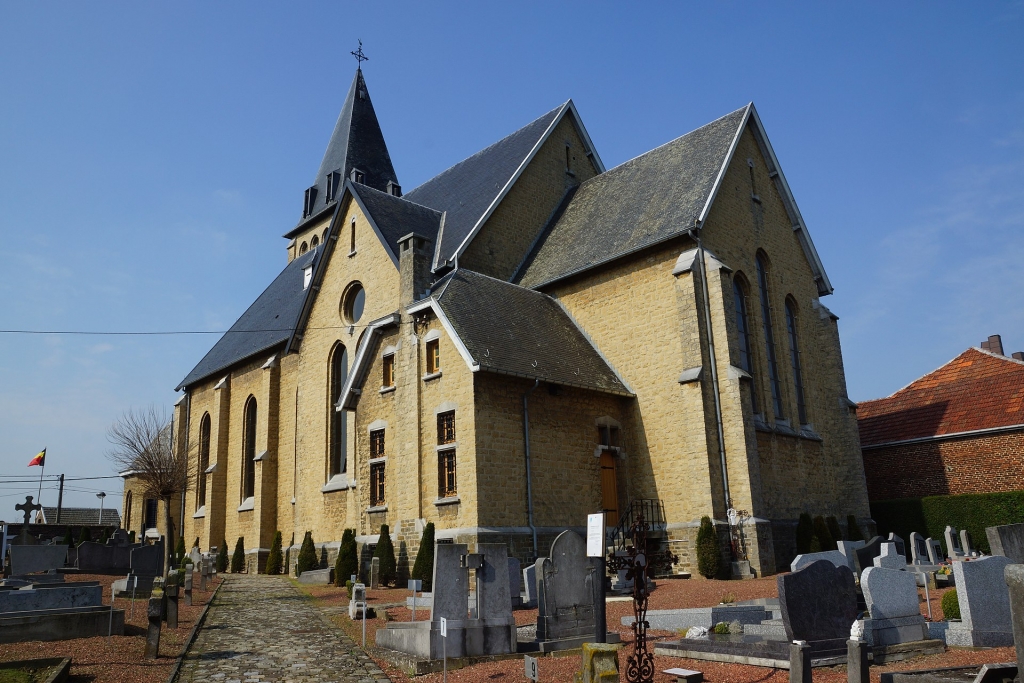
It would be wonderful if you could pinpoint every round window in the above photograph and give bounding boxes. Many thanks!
[342,283,365,324]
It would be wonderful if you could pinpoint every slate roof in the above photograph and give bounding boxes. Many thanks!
[858,348,1024,446]
[434,269,631,395]
[38,507,121,526]
[516,105,749,289]
[403,104,565,270]
[349,182,443,262]
[176,247,323,390]
[286,69,398,236]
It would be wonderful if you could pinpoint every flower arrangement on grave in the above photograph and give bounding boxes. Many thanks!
[265,531,283,575]
[231,537,245,573]
[719,592,736,604]
[937,565,952,576]
[712,622,730,634]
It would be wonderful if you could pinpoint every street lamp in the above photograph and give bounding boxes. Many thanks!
[96,492,106,525]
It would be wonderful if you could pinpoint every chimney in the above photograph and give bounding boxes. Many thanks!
[399,232,432,307]
[1013,352,1024,361]
[981,334,1004,355]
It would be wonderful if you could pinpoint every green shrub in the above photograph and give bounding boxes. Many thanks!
[174,536,185,564]
[128,530,136,543]
[712,622,730,634]
[217,539,228,573]
[411,523,435,591]
[335,529,357,587]
[231,537,245,573]
[265,531,283,576]
[870,490,1024,555]
[319,545,329,569]
[809,535,822,553]
[846,515,865,542]
[77,527,91,546]
[284,548,291,576]
[346,579,354,599]
[795,513,813,554]
[941,589,960,620]
[62,527,73,546]
[374,524,398,587]
[696,516,721,580]
[826,516,843,545]
[812,516,834,551]
[296,531,317,577]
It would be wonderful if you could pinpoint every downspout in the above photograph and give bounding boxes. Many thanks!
[690,226,732,513]
[180,391,191,542]
[522,379,540,560]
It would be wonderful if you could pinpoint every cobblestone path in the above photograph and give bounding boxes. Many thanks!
[176,575,391,683]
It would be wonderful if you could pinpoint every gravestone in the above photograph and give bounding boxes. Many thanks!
[944,526,964,559]
[1004,564,1024,674]
[926,538,943,564]
[523,563,538,605]
[165,572,179,629]
[430,543,469,621]
[945,555,1014,647]
[910,533,930,565]
[145,583,164,658]
[791,550,848,573]
[184,567,193,606]
[537,530,595,641]
[188,547,202,566]
[370,557,380,589]
[854,536,884,573]
[860,567,928,645]
[777,559,858,642]
[475,544,513,620]
[873,543,905,570]
[131,540,165,577]
[837,540,867,571]
[887,533,907,560]
[960,530,976,557]
[349,582,369,619]
[508,556,522,607]
[9,545,67,575]
[0,582,102,612]
[987,524,1024,563]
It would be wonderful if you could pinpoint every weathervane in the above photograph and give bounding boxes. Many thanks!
[351,40,368,68]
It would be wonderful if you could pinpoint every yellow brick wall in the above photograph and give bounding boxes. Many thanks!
[461,115,600,280]
[121,477,181,541]
[288,216,333,263]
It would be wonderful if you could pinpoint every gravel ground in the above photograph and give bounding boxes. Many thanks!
[0,572,222,683]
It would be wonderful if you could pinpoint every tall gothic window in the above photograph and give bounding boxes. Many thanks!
[242,396,257,500]
[786,299,808,425]
[329,344,348,477]
[124,490,133,530]
[733,277,759,414]
[197,413,211,507]
[437,411,457,498]
[756,254,785,419]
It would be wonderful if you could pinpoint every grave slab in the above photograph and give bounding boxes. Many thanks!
[297,568,334,585]
[0,583,101,613]
[9,545,67,576]
[0,605,124,643]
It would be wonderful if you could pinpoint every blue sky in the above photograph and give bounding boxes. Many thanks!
[1,3,1022,510]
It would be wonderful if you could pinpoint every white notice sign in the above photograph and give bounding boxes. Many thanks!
[524,654,539,681]
[587,512,605,558]
[440,616,447,637]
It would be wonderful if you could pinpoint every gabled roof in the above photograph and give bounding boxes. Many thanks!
[38,507,121,526]
[176,246,323,390]
[516,104,832,295]
[403,102,604,271]
[348,182,443,266]
[858,347,1024,447]
[286,69,398,237]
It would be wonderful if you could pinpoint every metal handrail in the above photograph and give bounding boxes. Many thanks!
[607,499,666,554]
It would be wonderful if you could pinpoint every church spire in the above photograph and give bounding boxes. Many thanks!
[299,65,399,223]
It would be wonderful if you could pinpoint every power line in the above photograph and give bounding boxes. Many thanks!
[0,320,415,336]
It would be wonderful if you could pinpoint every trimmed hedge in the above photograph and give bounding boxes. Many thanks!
[941,588,960,620]
[265,531,283,575]
[696,516,721,579]
[231,537,245,573]
[871,490,1024,555]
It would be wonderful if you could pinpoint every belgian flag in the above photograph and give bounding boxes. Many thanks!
[27,449,45,467]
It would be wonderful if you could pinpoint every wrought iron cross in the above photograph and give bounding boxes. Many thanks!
[607,507,678,683]
[351,40,368,68]
[15,495,41,525]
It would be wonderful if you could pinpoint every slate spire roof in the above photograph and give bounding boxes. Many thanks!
[288,69,398,235]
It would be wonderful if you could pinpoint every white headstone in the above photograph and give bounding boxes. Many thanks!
[873,542,905,569]
[909,532,930,565]
[944,526,964,559]
[790,550,848,573]
[953,555,1013,633]
[861,567,920,620]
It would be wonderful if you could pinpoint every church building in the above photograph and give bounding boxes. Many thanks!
[169,66,870,577]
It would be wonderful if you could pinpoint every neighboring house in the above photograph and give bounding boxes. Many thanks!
[172,67,868,577]
[859,335,1024,501]
[35,507,120,527]
[120,473,182,541]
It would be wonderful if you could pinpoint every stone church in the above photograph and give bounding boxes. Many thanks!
[167,66,869,577]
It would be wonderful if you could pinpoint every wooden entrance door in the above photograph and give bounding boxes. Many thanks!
[600,451,618,526]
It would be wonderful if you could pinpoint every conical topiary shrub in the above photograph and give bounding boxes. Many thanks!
[175,535,186,564]
[99,527,111,544]
[217,538,228,572]
[335,529,357,587]
[696,516,721,580]
[128,530,136,543]
[826,516,843,547]
[374,524,397,587]
[795,513,814,554]
[62,527,73,546]
[846,515,865,542]
[77,527,91,546]
[231,537,245,573]
[411,523,435,591]
[265,531,283,575]
[319,545,329,569]
[811,516,834,553]
[941,588,960,619]
[296,531,317,577]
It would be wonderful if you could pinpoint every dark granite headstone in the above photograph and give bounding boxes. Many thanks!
[778,559,858,641]
[988,524,1024,564]
[854,536,883,572]
[131,540,164,577]
[537,530,595,641]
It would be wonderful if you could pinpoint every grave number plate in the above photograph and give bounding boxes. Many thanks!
[524,654,539,681]
[440,616,447,637]
[408,579,422,592]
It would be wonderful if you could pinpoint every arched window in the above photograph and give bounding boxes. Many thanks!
[785,299,808,425]
[756,253,785,419]
[242,396,257,500]
[733,276,759,414]
[197,413,211,508]
[299,241,308,255]
[350,216,356,253]
[322,227,329,243]
[329,344,348,477]
[124,490,133,530]
[310,234,319,249]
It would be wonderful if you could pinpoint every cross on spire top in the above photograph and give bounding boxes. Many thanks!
[351,40,368,69]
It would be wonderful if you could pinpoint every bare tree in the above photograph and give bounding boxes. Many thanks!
[106,405,194,570]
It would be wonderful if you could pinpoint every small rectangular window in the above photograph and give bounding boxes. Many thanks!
[370,429,385,459]
[438,449,457,498]
[426,339,440,374]
[370,462,385,506]
[598,425,620,449]
[382,355,395,388]
[437,411,456,444]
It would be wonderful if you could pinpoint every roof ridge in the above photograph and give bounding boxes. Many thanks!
[864,346,1024,403]
[350,182,444,216]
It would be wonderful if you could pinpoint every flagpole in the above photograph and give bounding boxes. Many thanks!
[36,459,45,506]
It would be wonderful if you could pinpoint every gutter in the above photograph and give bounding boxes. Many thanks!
[861,422,1024,451]
[523,379,540,560]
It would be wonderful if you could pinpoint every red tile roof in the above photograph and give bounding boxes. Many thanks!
[858,348,1024,446]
